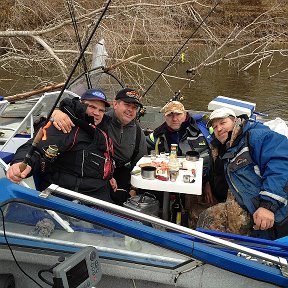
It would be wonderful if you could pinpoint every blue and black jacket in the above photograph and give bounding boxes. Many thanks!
[222,120,288,236]
[146,113,211,176]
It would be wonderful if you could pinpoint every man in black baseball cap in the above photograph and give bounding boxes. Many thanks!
[114,88,143,107]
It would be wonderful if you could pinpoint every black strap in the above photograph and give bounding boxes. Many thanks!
[130,124,142,167]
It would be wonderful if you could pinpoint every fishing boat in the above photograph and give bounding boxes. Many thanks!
[1,176,288,288]
[1,70,288,288]
[1,3,288,285]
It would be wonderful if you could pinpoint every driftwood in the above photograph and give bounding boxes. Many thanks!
[4,53,145,103]
[5,82,65,102]
[3,55,141,103]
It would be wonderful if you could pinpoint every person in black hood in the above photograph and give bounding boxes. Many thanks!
[7,89,116,203]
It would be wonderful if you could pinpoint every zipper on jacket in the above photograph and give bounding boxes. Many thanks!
[90,152,105,160]
[81,151,85,177]
[119,126,123,144]
[227,161,239,194]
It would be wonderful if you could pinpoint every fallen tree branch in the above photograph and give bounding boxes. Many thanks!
[32,35,68,77]
[5,82,65,102]
[104,54,142,72]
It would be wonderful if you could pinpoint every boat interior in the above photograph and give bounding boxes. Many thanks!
[0,176,287,288]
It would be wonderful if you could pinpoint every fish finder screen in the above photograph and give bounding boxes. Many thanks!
[66,259,89,288]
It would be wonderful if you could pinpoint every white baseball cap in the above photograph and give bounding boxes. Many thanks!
[206,107,236,128]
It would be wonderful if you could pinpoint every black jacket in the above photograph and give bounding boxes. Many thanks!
[11,98,114,200]
[146,113,210,171]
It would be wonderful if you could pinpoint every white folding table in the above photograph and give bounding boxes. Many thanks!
[131,156,203,221]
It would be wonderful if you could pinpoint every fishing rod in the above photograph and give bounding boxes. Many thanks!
[141,0,221,99]
[67,0,92,89]
[19,0,112,172]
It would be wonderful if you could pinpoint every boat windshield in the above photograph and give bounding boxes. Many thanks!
[0,200,192,269]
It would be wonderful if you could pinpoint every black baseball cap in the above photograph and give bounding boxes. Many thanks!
[81,89,110,107]
[115,88,143,107]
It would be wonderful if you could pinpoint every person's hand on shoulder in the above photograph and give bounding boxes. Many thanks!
[51,109,75,133]
[6,163,32,184]
[253,207,275,230]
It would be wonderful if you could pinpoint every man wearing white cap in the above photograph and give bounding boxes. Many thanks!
[197,107,288,239]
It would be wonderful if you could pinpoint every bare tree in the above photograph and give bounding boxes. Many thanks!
[0,0,287,101]
[186,3,288,76]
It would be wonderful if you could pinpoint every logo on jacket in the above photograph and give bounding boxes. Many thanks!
[236,158,248,165]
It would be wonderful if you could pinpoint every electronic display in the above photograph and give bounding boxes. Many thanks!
[66,259,89,288]
[53,246,102,288]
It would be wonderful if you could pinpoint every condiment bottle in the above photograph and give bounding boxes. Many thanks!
[168,144,179,182]
[171,194,182,225]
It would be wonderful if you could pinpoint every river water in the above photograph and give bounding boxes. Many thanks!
[1,47,288,120]
[137,49,288,121]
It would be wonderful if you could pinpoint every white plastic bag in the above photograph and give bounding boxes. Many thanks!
[264,117,288,138]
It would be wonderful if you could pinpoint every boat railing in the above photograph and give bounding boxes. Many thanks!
[0,89,80,153]
[1,178,288,284]
[45,184,288,270]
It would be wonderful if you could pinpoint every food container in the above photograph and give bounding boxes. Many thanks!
[156,166,169,181]
[141,166,156,180]
[123,193,159,217]
[185,151,200,161]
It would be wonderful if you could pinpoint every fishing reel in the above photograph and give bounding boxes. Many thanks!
[43,145,59,162]
[170,90,184,103]
[41,145,59,172]
[136,106,146,120]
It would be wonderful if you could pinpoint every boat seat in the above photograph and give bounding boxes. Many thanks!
[208,96,256,119]
[0,97,9,115]
[0,151,14,164]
